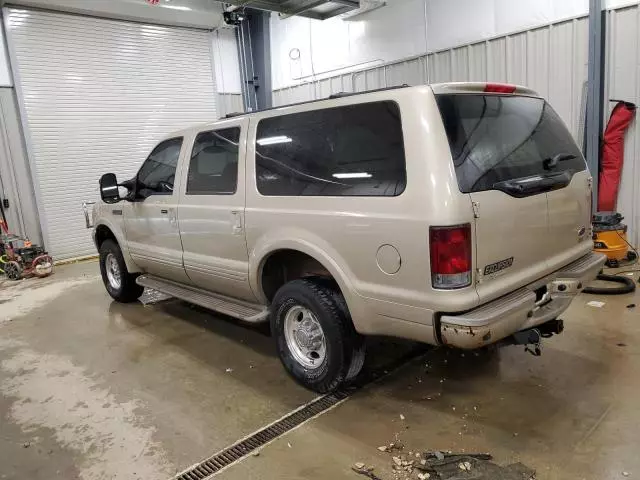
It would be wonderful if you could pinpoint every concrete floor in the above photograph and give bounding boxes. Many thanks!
[1,261,639,480]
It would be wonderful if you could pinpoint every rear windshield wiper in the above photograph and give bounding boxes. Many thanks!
[543,153,576,170]
[493,171,573,197]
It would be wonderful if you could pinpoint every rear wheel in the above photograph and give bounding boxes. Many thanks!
[99,239,143,302]
[271,278,365,393]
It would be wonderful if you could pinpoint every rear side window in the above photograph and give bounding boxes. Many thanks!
[255,101,406,196]
[187,127,240,195]
[436,94,585,193]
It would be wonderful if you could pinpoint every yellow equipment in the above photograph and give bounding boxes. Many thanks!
[592,212,637,267]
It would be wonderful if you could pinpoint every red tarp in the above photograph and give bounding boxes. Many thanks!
[598,102,636,211]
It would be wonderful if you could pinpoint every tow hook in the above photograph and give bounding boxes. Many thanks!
[512,328,543,356]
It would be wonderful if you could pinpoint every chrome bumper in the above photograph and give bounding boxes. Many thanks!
[439,252,606,349]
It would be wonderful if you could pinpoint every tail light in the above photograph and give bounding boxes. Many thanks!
[429,224,472,289]
[484,83,516,94]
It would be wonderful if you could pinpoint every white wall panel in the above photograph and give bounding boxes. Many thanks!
[273,15,589,143]
[506,33,528,85]
[271,0,600,90]
[5,9,218,259]
[212,27,242,94]
[0,23,13,87]
[217,93,244,118]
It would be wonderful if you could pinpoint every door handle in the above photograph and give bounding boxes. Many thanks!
[231,211,243,234]
[160,209,168,214]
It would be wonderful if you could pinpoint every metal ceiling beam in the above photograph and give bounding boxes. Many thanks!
[279,0,358,20]
[279,0,332,19]
[222,0,359,20]
[330,0,359,6]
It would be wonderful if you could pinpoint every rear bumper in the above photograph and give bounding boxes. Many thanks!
[439,252,606,349]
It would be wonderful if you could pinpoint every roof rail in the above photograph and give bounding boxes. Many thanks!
[328,85,410,100]
[218,84,413,119]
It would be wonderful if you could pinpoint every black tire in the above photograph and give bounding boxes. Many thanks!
[99,239,143,302]
[271,278,365,393]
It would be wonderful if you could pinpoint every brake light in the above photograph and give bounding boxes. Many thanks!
[484,83,516,94]
[429,224,472,289]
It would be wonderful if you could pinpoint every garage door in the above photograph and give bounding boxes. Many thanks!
[4,8,218,260]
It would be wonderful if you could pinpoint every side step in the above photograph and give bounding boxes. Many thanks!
[136,275,269,323]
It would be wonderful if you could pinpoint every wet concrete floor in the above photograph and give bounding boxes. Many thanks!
[1,261,639,479]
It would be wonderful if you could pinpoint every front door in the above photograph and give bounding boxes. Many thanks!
[124,136,190,283]
[177,119,256,301]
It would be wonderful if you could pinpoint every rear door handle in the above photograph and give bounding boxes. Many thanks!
[231,211,243,234]
[160,209,168,214]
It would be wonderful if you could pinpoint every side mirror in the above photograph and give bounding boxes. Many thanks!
[99,173,121,204]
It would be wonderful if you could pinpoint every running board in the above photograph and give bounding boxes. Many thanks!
[136,275,269,323]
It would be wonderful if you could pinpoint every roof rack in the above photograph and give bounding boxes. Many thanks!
[220,84,412,119]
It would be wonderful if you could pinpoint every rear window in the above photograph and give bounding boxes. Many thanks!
[255,101,406,197]
[436,94,585,193]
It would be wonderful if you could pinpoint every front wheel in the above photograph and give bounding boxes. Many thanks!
[99,239,143,302]
[271,278,365,393]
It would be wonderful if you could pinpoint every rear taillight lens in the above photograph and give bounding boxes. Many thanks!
[429,224,472,289]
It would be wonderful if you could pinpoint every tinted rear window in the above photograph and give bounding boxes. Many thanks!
[255,101,406,196]
[436,94,585,193]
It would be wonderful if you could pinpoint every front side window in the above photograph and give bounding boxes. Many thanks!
[137,137,183,197]
[187,127,240,195]
[255,101,406,197]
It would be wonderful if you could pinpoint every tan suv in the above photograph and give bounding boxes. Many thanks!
[92,83,605,393]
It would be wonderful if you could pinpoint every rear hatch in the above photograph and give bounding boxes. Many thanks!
[435,86,592,302]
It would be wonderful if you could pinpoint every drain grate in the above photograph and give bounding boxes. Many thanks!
[174,391,349,480]
[173,345,426,480]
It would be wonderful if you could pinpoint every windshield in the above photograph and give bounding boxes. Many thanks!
[436,94,585,193]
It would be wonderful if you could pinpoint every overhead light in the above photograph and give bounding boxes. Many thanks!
[257,136,293,146]
[333,173,372,179]
[164,5,192,11]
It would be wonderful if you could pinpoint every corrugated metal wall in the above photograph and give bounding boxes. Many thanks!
[217,93,244,118]
[605,4,640,247]
[273,16,589,139]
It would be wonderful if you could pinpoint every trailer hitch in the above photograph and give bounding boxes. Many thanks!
[512,328,543,356]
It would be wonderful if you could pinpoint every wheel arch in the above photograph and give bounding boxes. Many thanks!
[250,235,364,326]
[93,220,140,273]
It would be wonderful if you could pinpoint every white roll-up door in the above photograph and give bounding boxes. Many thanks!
[5,8,218,260]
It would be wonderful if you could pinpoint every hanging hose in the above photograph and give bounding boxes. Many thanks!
[582,273,636,295]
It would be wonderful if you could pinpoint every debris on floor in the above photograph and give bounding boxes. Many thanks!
[360,441,536,480]
[587,300,606,308]
[352,463,384,480]
[627,303,636,309]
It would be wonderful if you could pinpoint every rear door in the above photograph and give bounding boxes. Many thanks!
[436,93,588,301]
[177,118,256,302]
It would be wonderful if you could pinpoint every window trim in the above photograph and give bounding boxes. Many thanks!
[186,127,241,196]
[254,100,407,198]
[136,136,184,198]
